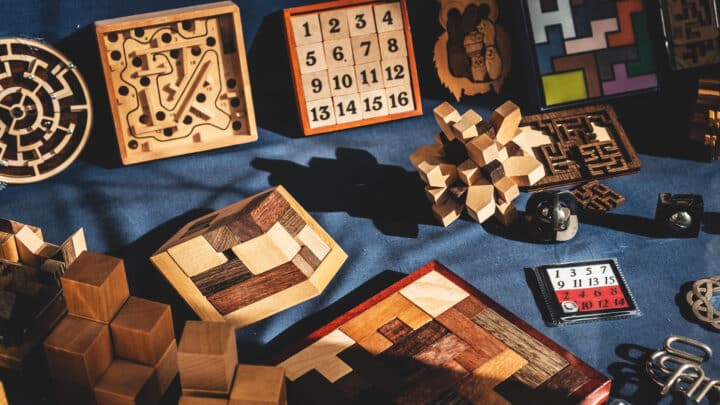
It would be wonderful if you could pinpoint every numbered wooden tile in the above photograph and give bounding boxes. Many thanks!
[301,71,331,102]
[319,10,349,41]
[328,66,358,97]
[333,93,362,124]
[378,30,407,60]
[381,57,410,88]
[306,98,337,128]
[291,14,323,46]
[324,38,354,68]
[351,33,381,65]
[355,61,384,92]
[373,3,403,33]
[296,43,327,73]
[386,84,414,114]
[360,89,389,119]
[346,6,377,37]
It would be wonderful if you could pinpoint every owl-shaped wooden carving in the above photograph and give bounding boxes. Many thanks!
[434,0,511,100]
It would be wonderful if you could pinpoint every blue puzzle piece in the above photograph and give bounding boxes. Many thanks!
[571,0,617,38]
[535,25,566,75]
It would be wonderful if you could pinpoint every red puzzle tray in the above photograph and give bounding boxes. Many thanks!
[272,261,610,404]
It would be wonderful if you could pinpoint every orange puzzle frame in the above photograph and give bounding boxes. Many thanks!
[283,0,423,136]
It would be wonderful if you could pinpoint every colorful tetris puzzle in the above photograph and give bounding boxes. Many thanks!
[660,0,720,70]
[522,0,658,109]
[284,0,422,135]
[272,261,611,405]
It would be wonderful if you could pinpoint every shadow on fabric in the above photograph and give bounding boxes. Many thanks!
[252,148,436,238]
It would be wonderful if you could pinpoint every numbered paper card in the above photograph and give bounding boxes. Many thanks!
[285,0,421,135]
[531,259,641,326]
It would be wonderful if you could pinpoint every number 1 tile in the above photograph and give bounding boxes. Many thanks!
[291,14,323,46]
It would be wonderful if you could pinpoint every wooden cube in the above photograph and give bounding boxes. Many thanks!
[153,340,179,397]
[44,315,113,388]
[61,251,129,323]
[178,321,237,395]
[111,297,174,365]
[229,365,286,405]
[93,360,160,405]
[180,396,228,405]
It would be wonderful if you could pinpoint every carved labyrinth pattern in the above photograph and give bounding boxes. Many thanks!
[519,105,640,191]
[0,39,91,184]
[662,0,720,69]
[571,180,625,212]
[275,265,610,404]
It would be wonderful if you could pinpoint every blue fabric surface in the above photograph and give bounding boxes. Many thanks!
[1,1,719,404]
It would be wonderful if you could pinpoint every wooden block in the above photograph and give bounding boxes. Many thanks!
[14,226,44,266]
[351,33,380,65]
[110,297,174,365]
[494,199,518,226]
[180,396,228,405]
[59,228,87,267]
[466,134,499,166]
[496,142,509,163]
[455,349,528,404]
[385,84,414,114]
[346,5,376,37]
[94,360,159,405]
[44,315,113,387]
[168,236,227,278]
[457,159,480,185]
[432,198,463,227]
[451,110,482,141]
[333,93,363,124]
[301,71,331,102]
[279,329,355,382]
[466,181,496,223]
[328,66,358,97]
[319,9,350,41]
[153,340,179,397]
[359,89,389,119]
[436,307,507,361]
[381,57,410,88]
[481,160,505,184]
[296,42,328,74]
[306,98,336,129]
[178,321,237,395]
[324,38,354,69]
[377,318,412,343]
[232,223,301,276]
[373,2,403,33]
[229,365,286,405]
[491,101,521,145]
[425,186,448,204]
[410,145,457,188]
[378,30,407,60]
[494,177,519,203]
[295,225,330,262]
[0,381,6,405]
[291,13,322,46]
[399,271,469,318]
[503,156,545,187]
[354,61,384,92]
[433,102,461,138]
[0,232,18,263]
[61,251,129,322]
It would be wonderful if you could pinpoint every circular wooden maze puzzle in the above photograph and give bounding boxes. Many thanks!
[0,38,92,184]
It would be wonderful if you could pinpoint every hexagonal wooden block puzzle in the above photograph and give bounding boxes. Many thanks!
[151,186,347,328]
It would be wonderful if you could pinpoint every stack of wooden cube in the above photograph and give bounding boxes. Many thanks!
[43,251,178,404]
[178,320,286,405]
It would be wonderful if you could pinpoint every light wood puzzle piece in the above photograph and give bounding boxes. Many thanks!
[504,156,545,187]
[378,30,407,60]
[351,33,381,64]
[232,223,301,276]
[178,321,238,395]
[324,38,355,68]
[229,365,287,405]
[399,271,469,317]
[95,2,258,165]
[433,102,460,138]
[373,2,403,33]
[168,236,228,278]
[381,57,410,88]
[355,61,384,92]
[291,13,323,46]
[491,101,521,145]
[346,5,377,37]
[360,89,389,119]
[279,329,356,382]
[465,181,496,223]
[328,66,358,97]
[301,71,332,102]
[452,109,483,141]
[467,134,499,166]
[432,198,463,227]
[319,9,350,41]
[386,84,414,114]
[333,93,363,124]
[296,42,328,74]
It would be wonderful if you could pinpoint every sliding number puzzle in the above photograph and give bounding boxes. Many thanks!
[151,186,347,328]
[95,1,257,165]
[660,0,720,70]
[523,0,658,109]
[515,105,640,191]
[284,0,422,135]
[271,261,611,405]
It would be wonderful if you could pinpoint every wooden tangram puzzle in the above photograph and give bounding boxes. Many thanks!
[0,38,92,184]
[95,1,257,165]
[690,78,720,160]
[283,0,422,135]
[151,186,347,328]
[660,0,720,70]
[517,105,640,191]
[272,261,611,405]
[522,0,658,109]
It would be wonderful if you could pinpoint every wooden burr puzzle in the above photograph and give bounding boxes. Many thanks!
[271,261,611,404]
[151,186,347,328]
[95,1,257,165]
[518,105,641,191]
[44,250,178,404]
[0,38,92,184]
[0,218,85,369]
[283,0,422,135]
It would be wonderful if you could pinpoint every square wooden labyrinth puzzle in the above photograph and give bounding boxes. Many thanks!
[520,0,658,109]
[95,1,257,165]
[283,0,422,135]
[151,186,347,328]
[517,105,640,191]
[271,261,611,404]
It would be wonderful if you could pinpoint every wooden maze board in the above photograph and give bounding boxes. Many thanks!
[660,0,720,70]
[516,105,641,192]
[95,1,257,165]
[521,0,658,109]
[0,38,92,184]
[272,261,611,405]
[284,0,422,135]
[151,186,347,328]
